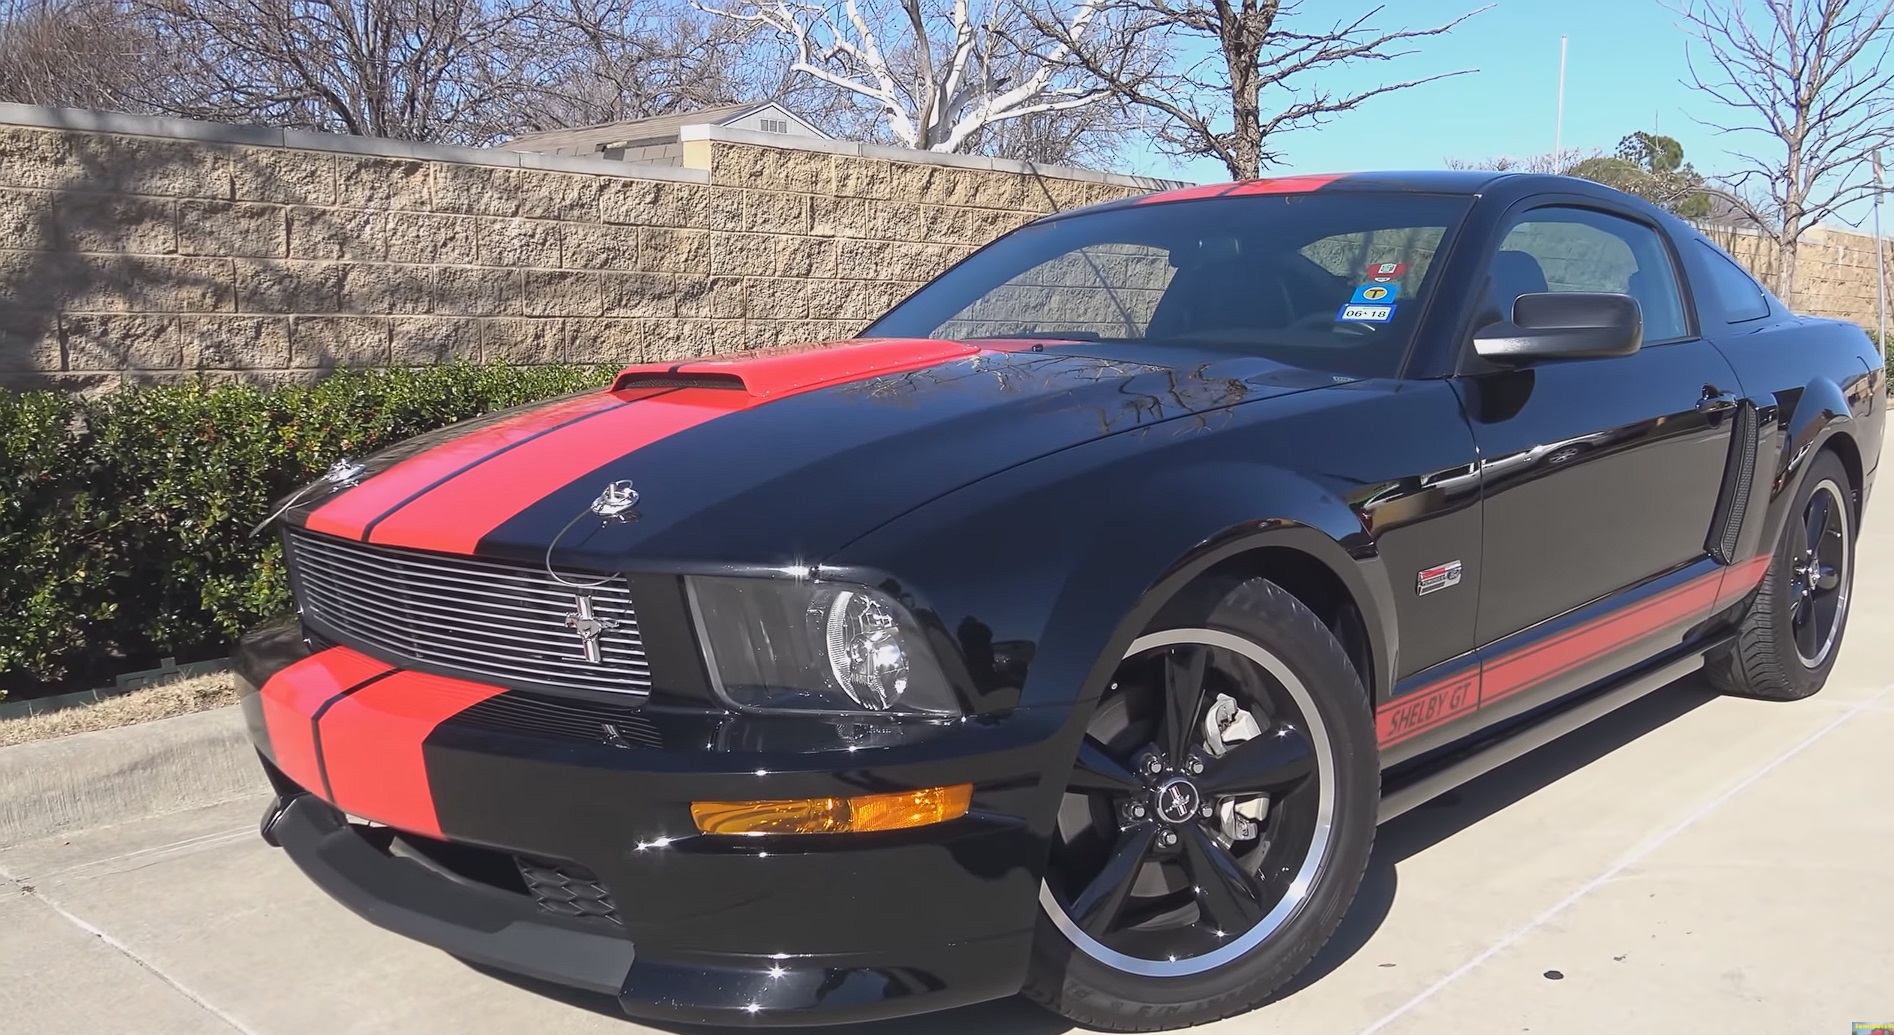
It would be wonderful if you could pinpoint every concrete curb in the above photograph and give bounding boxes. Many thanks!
[0,704,267,845]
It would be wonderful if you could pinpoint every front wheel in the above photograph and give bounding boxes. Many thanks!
[1022,578,1378,1032]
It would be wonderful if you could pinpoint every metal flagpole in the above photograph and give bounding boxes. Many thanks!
[1555,36,1568,162]
[1874,149,1888,359]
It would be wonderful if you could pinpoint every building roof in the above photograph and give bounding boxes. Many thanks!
[500,101,822,156]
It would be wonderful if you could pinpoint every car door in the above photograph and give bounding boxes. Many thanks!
[1454,201,1741,718]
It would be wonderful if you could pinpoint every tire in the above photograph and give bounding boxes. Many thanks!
[1022,578,1378,1032]
[1708,450,1856,701]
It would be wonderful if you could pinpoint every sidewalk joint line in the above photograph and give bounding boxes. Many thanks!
[1356,678,1894,1035]
[0,859,262,1035]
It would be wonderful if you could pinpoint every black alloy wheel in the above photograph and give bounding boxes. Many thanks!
[1024,579,1378,1031]
[1788,478,1851,668]
[1042,629,1331,974]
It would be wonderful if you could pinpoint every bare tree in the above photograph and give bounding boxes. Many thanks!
[126,0,567,144]
[1030,0,1488,180]
[1672,0,1894,303]
[0,0,157,110]
[697,0,1123,154]
[957,99,1134,166]
[1444,147,1602,176]
[499,0,844,133]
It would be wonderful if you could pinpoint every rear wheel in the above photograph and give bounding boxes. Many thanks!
[1709,450,1855,701]
[1022,579,1377,1032]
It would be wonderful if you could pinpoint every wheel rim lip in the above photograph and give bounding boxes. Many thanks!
[1038,627,1339,978]
[1793,478,1851,669]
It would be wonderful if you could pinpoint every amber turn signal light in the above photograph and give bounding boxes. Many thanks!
[690,784,973,835]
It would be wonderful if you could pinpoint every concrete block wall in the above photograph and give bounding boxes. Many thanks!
[0,105,1174,390]
[1702,223,1892,330]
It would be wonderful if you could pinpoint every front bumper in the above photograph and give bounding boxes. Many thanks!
[236,626,1066,1026]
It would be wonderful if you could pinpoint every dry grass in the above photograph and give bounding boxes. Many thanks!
[0,673,239,748]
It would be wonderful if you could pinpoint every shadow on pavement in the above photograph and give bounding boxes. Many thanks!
[1268,673,1721,1003]
[465,675,1722,1034]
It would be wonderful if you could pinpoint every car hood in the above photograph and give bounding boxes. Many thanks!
[285,338,1345,568]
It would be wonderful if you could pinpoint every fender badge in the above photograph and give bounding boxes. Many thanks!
[1417,560,1462,596]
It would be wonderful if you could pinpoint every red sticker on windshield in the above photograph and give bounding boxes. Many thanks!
[1367,262,1408,282]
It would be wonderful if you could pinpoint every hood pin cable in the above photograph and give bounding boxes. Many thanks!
[248,458,367,536]
[544,480,639,590]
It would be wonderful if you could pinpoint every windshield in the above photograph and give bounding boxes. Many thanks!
[863,192,1474,379]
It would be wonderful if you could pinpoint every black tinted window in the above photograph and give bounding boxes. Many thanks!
[1694,241,1772,322]
[1491,207,1691,343]
[863,193,1475,379]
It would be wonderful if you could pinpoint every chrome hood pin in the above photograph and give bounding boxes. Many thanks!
[249,456,367,536]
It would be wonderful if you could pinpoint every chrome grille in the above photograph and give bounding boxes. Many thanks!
[286,528,650,698]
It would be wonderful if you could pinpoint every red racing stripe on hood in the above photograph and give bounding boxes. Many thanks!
[314,669,504,839]
[365,386,758,553]
[303,391,624,540]
[256,646,393,796]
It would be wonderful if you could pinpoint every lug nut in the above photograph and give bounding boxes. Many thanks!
[1159,830,1178,847]
[1200,804,1214,818]
[1130,804,1147,819]
[1143,756,1164,775]
[1187,758,1205,775]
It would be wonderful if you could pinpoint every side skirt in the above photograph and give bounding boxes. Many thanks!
[1377,639,1727,823]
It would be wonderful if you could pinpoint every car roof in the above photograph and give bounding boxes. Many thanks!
[1052,170,1639,221]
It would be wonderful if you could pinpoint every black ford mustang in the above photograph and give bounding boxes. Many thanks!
[239,171,1883,1031]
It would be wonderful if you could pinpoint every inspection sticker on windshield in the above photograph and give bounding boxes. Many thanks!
[1350,283,1399,304]
[1338,303,1396,322]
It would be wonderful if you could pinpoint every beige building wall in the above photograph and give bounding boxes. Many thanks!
[0,106,1173,391]
[0,103,1885,392]
[1699,223,1891,331]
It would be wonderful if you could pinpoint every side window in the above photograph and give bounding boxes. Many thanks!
[1487,207,1691,344]
[1693,240,1772,323]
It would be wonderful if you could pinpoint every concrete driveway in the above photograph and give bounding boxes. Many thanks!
[7,457,1892,1035]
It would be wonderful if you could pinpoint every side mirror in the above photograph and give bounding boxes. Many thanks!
[1473,292,1643,363]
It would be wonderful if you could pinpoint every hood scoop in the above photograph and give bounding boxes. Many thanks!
[611,338,978,399]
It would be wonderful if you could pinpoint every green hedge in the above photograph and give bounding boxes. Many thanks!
[0,363,614,697]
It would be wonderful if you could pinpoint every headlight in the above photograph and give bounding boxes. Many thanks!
[686,576,959,715]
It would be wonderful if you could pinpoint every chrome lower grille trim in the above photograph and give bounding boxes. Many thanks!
[286,528,651,698]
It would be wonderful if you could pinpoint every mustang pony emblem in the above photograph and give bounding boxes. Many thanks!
[563,593,619,663]
[1155,778,1200,824]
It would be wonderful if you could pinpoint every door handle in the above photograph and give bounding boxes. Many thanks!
[1696,385,1739,417]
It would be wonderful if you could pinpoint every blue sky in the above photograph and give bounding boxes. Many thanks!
[1115,0,1887,232]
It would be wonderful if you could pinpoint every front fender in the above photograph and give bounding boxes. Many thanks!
[830,430,1395,719]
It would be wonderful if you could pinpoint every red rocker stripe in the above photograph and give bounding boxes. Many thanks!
[1377,557,1770,748]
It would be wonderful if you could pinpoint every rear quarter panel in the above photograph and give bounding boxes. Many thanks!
[1709,314,1883,562]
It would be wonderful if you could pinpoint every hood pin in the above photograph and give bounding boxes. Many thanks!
[248,456,366,536]
[589,480,640,520]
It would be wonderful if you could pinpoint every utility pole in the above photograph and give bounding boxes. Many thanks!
[1874,149,1888,360]
[1555,35,1568,163]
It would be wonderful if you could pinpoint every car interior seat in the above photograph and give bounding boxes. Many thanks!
[1486,249,1550,325]
[1147,256,1295,339]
